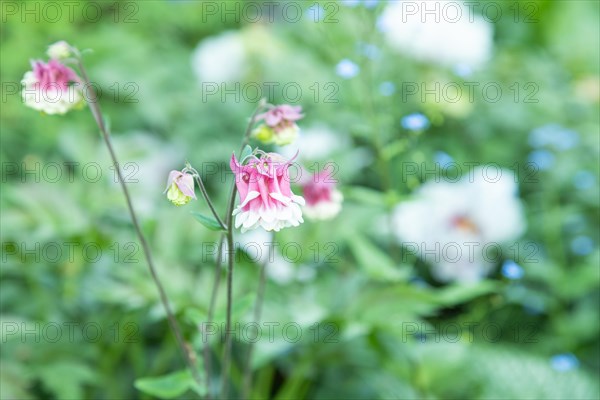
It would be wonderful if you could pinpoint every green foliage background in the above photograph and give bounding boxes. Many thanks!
[1,1,598,399]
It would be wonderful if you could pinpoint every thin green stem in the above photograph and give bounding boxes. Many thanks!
[241,239,270,399]
[220,203,236,400]
[220,103,265,399]
[76,59,203,392]
[203,234,226,399]
[194,175,227,230]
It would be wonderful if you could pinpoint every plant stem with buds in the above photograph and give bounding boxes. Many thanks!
[220,103,266,399]
[76,59,203,392]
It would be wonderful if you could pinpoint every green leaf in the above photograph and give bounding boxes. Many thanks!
[35,361,95,400]
[343,186,387,208]
[135,369,205,399]
[191,212,225,231]
[348,235,410,282]
[240,144,253,161]
[435,281,498,307]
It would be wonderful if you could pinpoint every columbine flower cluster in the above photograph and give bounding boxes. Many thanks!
[230,152,305,232]
[252,105,303,146]
[21,41,84,115]
[165,101,343,232]
[24,42,343,397]
[165,102,343,232]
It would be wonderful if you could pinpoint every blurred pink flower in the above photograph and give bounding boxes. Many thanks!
[302,169,343,220]
[164,170,196,206]
[257,105,303,127]
[22,59,84,115]
[253,105,304,146]
[230,152,304,232]
[31,59,80,91]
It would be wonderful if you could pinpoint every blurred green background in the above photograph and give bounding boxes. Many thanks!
[1,0,599,399]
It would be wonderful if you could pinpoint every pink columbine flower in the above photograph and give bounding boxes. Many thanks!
[301,169,343,220]
[252,105,304,146]
[164,170,196,206]
[230,152,305,232]
[21,59,84,115]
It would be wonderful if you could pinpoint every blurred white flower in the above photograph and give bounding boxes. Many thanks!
[392,167,525,283]
[277,125,348,161]
[378,0,493,69]
[191,31,247,83]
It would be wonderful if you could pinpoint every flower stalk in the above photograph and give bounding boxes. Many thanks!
[187,165,227,230]
[75,57,203,390]
[220,103,266,399]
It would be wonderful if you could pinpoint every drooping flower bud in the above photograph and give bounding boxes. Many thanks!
[301,169,343,220]
[230,152,305,232]
[164,170,196,206]
[47,41,73,60]
[21,59,84,115]
[252,105,303,146]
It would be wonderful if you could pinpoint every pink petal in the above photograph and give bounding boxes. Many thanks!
[176,173,196,199]
[164,170,183,192]
[265,111,282,126]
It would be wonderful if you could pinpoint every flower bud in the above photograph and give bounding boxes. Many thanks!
[164,170,196,206]
[253,105,304,146]
[251,124,274,143]
[47,41,73,60]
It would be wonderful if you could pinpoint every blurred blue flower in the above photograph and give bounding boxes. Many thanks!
[434,151,454,168]
[401,113,430,131]
[409,276,429,288]
[453,63,474,78]
[527,149,555,170]
[341,0,360,7]
[336,59,360,79]
[379,81,395,96]
[528,124,579,151]
[564,214,586,234]
[501,260,524,280]
[414,332,427,343]
[376,15,388,33]
[573,170,595,190]
[523,303,545,315]
[357,42,381,59]
[307,5,325,21]
[364,0,379,8]
[550,353,579,372]
[570,235,594,256]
